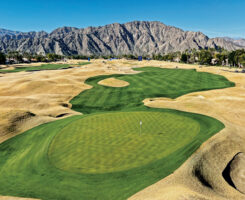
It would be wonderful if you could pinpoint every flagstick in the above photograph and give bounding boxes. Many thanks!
[140,121,142,136]
[140,123,141,135]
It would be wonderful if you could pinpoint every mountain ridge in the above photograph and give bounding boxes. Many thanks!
[0,21,244,55]
[0,28,22,37]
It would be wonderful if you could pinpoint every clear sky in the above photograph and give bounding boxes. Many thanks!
[1,0,244,38]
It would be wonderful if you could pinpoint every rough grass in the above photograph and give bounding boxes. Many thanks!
[0,62,90,73]
[0,67,235,199]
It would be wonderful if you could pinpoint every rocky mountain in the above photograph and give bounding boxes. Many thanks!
[222,37,245,47]
[0,21,244,55]
[0,28,21,37]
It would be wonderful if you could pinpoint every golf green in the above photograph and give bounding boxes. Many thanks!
[49,111,200,173]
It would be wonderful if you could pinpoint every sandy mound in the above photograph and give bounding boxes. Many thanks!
[98,77,129,87]
[228,153,245,194]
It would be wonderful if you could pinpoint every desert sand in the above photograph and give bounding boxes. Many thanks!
[0,59,244,200]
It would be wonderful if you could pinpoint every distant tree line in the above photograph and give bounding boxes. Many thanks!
[0,51,65,64]
[0,48,245,68]
[152,48,245,68]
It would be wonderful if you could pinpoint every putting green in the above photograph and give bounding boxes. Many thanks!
[49,111,200,173]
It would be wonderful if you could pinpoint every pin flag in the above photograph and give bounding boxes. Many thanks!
[139,121,142,135]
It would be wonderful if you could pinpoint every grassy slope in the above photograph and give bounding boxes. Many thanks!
[0,67,234,200]
[0,62,90,73]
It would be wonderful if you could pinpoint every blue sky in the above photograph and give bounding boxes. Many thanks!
[1,0,244,38]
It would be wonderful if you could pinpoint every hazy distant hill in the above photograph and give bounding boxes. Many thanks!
[0,28,21,37]
[222,37,245,47]
[0,21,244,55]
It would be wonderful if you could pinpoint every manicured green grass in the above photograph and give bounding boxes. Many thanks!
[71,67,235,113]
[0,110,224,200]
[74,62,91,66]
[0,67,235,200]
[49,111,200,174]
[0,62,90,73]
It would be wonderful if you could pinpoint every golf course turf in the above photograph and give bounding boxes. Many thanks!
[0,67,235,199]
[0,62,90,73]
[71,67,234,113]
[49,111,200,174]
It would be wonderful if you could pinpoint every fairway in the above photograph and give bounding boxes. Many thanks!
[0,62,90,73]
[0,67,235,200]
[71,67,234,113]
[49,111,200,173]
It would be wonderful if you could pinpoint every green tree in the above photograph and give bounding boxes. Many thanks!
[215,53,228,66]
[7,51,23,63]
[35,54,46,62]
[199,50,212,65]
[180,53,188,63]
[228,51,236,66]
[228,49,245,67]
[47,53,59,61]
[0,52,6,64]
[238,54,245,67]
[23,52,33,62]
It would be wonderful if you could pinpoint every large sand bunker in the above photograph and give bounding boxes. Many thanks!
[0,59,245,200]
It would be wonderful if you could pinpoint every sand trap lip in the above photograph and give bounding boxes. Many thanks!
[98,77,129,87]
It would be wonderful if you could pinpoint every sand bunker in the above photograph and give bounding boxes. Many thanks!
[98,77,129,87]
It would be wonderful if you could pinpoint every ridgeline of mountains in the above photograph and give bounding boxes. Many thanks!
[0,21,245,56]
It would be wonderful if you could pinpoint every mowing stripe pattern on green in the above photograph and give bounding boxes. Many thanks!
[49,111,200,174]
[71,67,234,113]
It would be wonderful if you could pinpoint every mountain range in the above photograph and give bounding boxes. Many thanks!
[0,28,21,37]
[0,21,244,56]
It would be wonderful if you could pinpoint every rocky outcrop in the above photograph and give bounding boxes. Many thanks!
[0,21,244,55]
